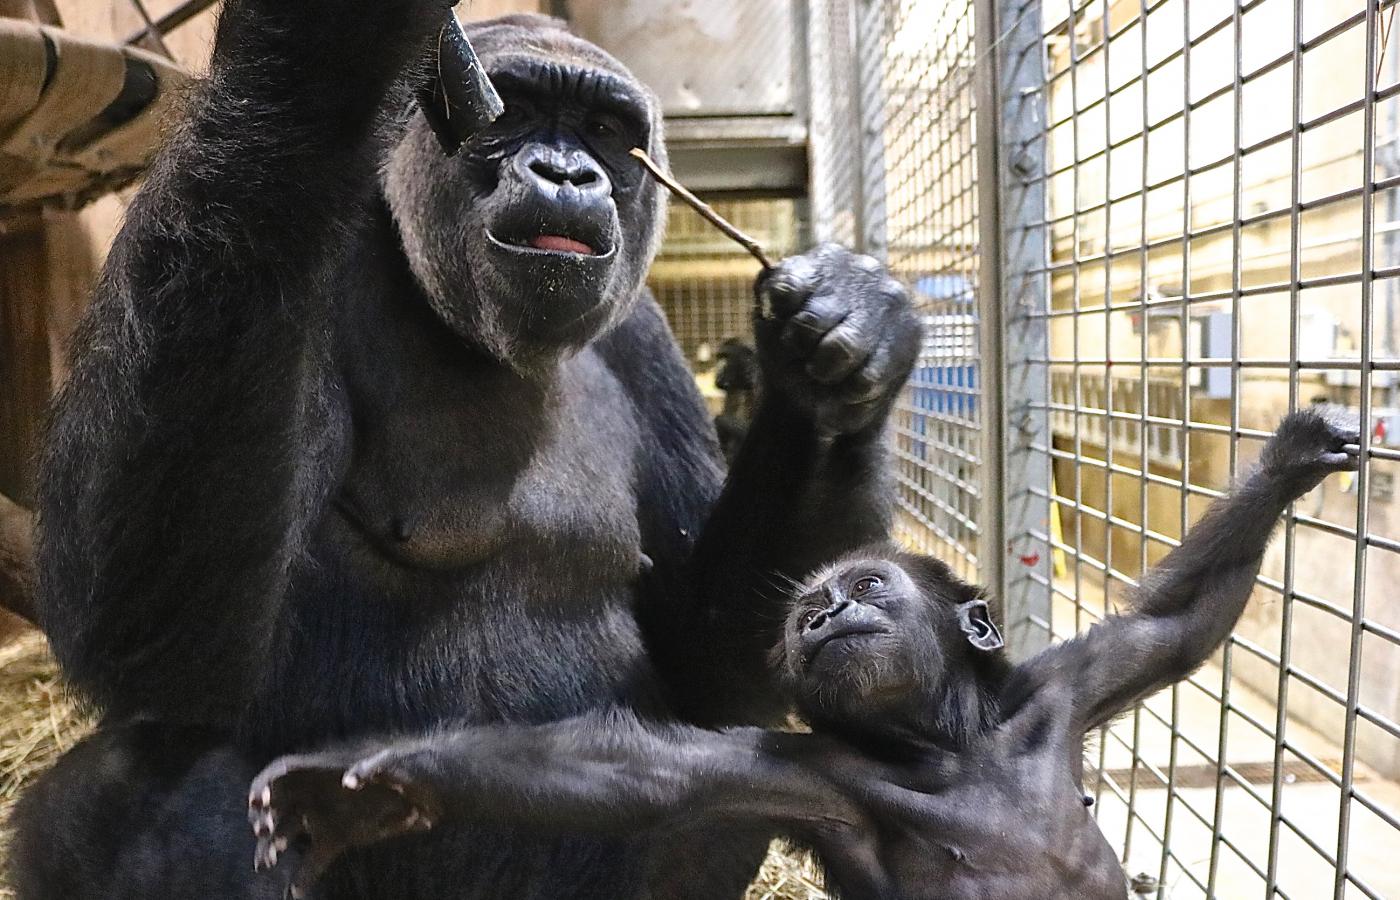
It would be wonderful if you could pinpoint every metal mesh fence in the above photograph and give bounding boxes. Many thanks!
[821,0,990,582]
[647,199,805,413]
[799,0,1400,896]
[1008,0,1400,896]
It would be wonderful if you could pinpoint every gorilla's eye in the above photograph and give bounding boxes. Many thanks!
[852,576,882,596]
[797,607,822,630]
[586,113,623,139]
[493,96,534,131]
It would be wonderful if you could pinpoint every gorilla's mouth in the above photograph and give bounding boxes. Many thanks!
[806,625,890,667]
[486,228,617,260]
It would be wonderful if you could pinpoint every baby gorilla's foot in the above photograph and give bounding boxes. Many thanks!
[248,744,441,897]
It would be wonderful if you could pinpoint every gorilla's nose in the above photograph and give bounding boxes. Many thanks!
[805,598,851,632]
[518,144,609,195]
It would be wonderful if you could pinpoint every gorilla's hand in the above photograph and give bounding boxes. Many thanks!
[754,243,921,435]
[248,744,440,897]
[1260,408,1362,496]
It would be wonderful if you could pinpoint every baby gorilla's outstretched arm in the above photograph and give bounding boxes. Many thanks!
[248,713,873,896]
[1007,409,1360,734]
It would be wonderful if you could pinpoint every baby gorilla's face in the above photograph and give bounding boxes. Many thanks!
[780,559,941,729]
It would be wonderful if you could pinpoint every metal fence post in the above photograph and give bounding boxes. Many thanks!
[978,0,1050,659]
[972,0,1006,633]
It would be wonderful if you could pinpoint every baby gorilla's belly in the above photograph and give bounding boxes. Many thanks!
[879,774,1129,900]
[888,827,1126,900]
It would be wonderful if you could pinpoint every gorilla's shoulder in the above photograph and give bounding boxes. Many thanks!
[595,290,691,390]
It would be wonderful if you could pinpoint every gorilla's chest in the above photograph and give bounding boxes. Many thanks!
[336,348,643,577]
[272,348,652,737]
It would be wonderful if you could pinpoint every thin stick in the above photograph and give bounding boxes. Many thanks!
[629,148,774,270]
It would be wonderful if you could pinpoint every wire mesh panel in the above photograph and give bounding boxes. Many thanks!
[996,0,1400,895]
[824,0,989,582]
[647,199,804,413]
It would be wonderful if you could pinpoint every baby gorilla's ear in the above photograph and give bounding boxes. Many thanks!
[957,600,1004,652]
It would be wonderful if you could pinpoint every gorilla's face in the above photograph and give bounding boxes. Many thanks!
[384,17,666,368]
[781,554,1003,737]
[781,559,937,730]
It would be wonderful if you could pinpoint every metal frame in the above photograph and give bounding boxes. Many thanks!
[123,0,220,51]
[977,0,1052,657]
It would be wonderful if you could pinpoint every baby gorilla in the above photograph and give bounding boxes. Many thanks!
[251,409,1358,899]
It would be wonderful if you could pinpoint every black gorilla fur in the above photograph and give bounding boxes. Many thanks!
[713,338,758,464]
[248,410,1359,900]
[13,3,919,899]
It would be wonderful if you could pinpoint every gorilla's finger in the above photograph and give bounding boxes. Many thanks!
[250,761,289,812]
[806,314,878,386]
[838,330,915,405]
[818,396,886,435]
[758,255,820,319]
[255,825,298,873]
[839,363,889,404]
[782,295,850,355]
[342,748,408,791]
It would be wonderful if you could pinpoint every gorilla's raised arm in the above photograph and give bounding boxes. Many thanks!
[1005,410,1360,735]
[36,0,444,723]
[678,246,921,725]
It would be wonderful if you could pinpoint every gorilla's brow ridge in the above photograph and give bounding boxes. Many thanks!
[489,59,651,117]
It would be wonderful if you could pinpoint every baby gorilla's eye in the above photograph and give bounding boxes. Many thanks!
[852,576,882,595]
[797,607,822,630]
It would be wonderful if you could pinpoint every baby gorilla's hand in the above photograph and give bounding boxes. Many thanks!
[754,243,921,435]
[1260,408,1362,496]
[248,742,442,897]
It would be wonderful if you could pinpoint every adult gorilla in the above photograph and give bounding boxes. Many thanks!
[13,2,919,898]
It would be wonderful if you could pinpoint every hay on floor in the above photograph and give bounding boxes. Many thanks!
[746,842,830,900]
[0,630,93,898]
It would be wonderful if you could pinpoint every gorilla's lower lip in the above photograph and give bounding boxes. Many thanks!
[486,230,616,259]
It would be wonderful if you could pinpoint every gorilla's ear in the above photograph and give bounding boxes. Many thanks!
[957,600,1004,652]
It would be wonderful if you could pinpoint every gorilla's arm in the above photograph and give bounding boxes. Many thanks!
[685,246,921,724]
[36,0,442,723]
[1003,410,1359,736]
[248,715,879,896]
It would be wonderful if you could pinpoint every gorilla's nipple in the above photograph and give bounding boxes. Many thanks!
[390,515,416,543]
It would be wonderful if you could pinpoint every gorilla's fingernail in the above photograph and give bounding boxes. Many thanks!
[343,772,361,790]
[274,836,288,853]
[261,786,271,806]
